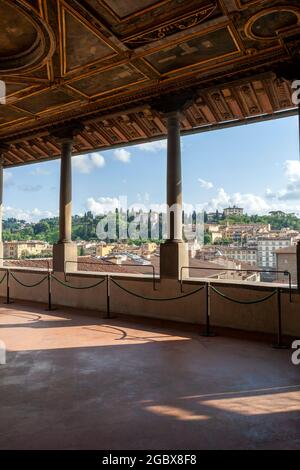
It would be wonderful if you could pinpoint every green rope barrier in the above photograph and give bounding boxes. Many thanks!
[210,285,278,305]
[111,277,205,301]
[51,274,105,290]
[10,272,48,288]
[0,271,6,285]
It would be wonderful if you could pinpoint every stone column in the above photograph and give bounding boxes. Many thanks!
[52,128,80,272]
[297,241,300,291]
[298,104,300,290]
[58,138,73,244]
[154,91,195,279]
[166,111,183,241]
[0,149,5,265]
[160,111,188,279]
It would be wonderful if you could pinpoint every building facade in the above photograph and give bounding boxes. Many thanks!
[257,237,293,269]
[223,207,244,218]
[218,246,258,266]
[4,241,51,259]
[276,246,297,285]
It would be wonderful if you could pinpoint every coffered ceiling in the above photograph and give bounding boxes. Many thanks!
[0,0,299,167]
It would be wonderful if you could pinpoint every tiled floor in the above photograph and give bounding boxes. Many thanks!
[0,303,299,449]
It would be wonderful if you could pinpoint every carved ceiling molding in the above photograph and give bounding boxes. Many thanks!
[0,0,55,74]
[58,0,119,77]
[0,0,299,166]
[245,6,300,41]
[124,2,218,48]
[235,0,262,10]
[0,44,288,143]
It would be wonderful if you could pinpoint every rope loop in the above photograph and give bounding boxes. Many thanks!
[10,272,48,288]
[0,271,7,285]
[111,277,205,301]
[210,285,278,305]
[51,274,105,290]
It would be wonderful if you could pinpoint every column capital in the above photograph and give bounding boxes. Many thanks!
[50,122,84,144]
[151,90,196,116]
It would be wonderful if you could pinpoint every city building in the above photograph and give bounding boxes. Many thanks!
[216,246,258,267]
[257,237,293,269]
[221,223,270,242]
[4,241,51,259]
[207,212,217,223]
[205,224,222,243]
[223,206,244,218]
[96,243,115,257]
[276,246,298,285]
[141,242,158,254]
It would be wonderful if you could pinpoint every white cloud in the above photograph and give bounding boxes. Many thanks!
[266,160,300,202]
[198,178,213,190]
[3,206,55,222]
[114,148,131,163]
[135,140,167,152]
[86,197,121,214]
[73,153,105,173]
[203,188,270,215]
[284,160,300,182]
[4,171,14,186]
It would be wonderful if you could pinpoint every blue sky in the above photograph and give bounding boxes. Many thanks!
[3,115,300,221]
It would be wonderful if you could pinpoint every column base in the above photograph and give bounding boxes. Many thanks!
[160,241,189,280]
[53,242,77,273]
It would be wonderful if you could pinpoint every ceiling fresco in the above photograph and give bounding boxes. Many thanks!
[0,0,299,167]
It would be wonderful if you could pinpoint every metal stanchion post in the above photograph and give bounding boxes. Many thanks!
[200,282,215,337]
[273,288,289,349]
[104,275,115,319]
[46,271,54,311]
[4,269,13,304]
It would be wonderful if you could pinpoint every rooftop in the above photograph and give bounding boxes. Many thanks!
[3,255,254,278]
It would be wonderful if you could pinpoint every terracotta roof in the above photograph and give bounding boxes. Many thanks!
[3,255,259,278]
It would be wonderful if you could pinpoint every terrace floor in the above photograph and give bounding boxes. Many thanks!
[0,303,299,450]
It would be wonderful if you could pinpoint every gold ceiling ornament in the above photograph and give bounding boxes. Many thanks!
[244,6,300,41]
[124,3,218,47]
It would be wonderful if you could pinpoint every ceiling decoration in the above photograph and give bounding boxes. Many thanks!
[60,4,117,75]
[245,7,300,40]
[0,0,299,167]
[102,0,163,20]
[0,0,55,73]
[68,63,146,97]
[144,27,240,75]
[123,2,218,48]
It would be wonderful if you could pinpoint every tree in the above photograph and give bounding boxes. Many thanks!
[34,221,50,235]
[204,231,212,245]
